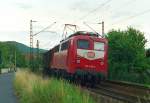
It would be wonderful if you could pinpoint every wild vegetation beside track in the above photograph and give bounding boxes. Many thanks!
[14,70,95,103]
[107,27,150,85]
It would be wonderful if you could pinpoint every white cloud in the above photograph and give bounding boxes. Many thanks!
[0,0,149,48]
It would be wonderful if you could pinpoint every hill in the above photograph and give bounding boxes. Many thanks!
[0,41,47,68]
[5,41,47,54]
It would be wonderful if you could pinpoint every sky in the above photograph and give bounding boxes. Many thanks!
[0,0,150,49]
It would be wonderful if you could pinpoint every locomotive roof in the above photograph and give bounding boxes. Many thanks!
[60,31,100,42]
[68,31,99,38]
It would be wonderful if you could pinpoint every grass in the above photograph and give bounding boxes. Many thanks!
[14,70,95,103]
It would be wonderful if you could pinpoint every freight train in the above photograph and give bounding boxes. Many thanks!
[43,31,108,84]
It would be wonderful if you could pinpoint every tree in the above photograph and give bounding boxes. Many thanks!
[0,42,28,69]
[146,49,150,57]
[0,50,2,74]
[106,27,150,83]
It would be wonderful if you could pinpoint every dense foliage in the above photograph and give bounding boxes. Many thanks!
[107,28,150,84]
[146,49,150,57]
[0,42,28,68]
[0,41,44,72]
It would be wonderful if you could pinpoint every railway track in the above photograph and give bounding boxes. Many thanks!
[87,80,150,103]
[43,70,150,103]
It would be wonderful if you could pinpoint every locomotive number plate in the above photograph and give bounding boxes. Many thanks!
[87,52,95,58]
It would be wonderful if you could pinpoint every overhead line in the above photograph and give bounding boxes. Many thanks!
[74,0,112,23]
[111,9,150,26]
[33,22,56,36]
[83,22,102,37]
[109,0,137,12]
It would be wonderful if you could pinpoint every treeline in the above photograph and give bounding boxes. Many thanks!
[0,41,44,71]
[0,42,28,68]
[107,27,150,84]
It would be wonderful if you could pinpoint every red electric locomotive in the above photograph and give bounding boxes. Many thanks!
[43,31,108,83]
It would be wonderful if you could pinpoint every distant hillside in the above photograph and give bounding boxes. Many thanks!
[5,41,47,54]
[0,41,47,68]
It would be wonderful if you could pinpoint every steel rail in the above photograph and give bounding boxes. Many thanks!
[87,80,150,103]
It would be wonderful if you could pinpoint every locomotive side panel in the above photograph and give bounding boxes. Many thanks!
[67,38,76,73]
[51,50,68,70]
[51,40,69,70]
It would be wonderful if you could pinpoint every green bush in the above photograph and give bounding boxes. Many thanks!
[107,27,150,84]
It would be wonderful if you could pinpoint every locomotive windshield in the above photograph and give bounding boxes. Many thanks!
[94,42,104,51]
[77,39,90,49]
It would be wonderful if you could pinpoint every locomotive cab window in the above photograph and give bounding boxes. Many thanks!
[54,45,59,52]
[61,41,69,51]
[77,39,90,49]
[94,42,104,51]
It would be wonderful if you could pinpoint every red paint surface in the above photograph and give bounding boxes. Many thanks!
[44,33,108,76]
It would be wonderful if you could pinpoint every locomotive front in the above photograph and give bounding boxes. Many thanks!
[68,31,108,79]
